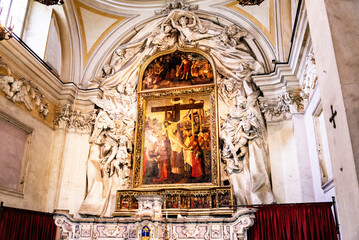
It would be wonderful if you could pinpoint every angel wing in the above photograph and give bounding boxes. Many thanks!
[90,97,116,113]
[88,77,105,89]
[246,90,260,108]
[245,90,266,139]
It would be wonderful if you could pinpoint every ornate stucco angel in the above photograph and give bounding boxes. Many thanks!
[79,84,136,217]
[221,90,274,205]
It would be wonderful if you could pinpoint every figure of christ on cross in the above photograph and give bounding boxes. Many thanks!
[151,97,204,176]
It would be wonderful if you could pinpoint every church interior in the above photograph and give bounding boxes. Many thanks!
[0,0,358,239]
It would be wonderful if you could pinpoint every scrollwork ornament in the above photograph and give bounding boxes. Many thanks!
[102,225,121,237]
[260,90,305,122]
[182,225,200,238]
[283,90,305,113]
[259,97,291,122]
[155,0,198,15]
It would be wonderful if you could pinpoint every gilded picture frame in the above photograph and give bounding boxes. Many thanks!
[132,86,219,189]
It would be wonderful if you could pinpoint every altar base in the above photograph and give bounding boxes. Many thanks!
[54,208,256,240]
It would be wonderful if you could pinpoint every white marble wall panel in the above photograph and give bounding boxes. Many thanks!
[305,1,359,237]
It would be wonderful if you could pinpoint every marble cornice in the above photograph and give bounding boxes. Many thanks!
[54,208,256,224]
[252,3,311,122]
[0,38,102,131]
[0,38,102,110]
[253,63,299,98]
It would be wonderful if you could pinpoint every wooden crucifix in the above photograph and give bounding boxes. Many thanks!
[151,97,204,135]
[329,105,337,129]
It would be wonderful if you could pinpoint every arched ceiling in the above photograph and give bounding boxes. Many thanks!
[61,0,276,87]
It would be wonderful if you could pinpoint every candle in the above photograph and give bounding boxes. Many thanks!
[166,211,168,218]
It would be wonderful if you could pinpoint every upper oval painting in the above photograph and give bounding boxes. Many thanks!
[141,50,214,91]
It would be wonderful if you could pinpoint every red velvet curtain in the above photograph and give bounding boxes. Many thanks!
[247,203,338,240]
[0,207,57,240]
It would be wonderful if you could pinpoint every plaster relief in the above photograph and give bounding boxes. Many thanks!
[260,90,305,122]
[0,62,49,119]
[220,90,274,205]
[79,83,136,217]
[53,104,96,133]
[301,50,318,97]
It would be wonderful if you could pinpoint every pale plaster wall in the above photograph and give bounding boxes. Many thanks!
[236,0,271,31]
[267,120,302,203]
[22,1,53,58]
[44,14,62,75]
[45,129,67,213]
[291,113,316,202]
[304,86,336,202]
[275,0,292,62]
[290,0,299,28]
[22,2,71,81]
[0,95,55,212]
[305,0,359,238]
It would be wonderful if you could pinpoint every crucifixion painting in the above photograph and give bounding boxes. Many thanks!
[141,94,212,186]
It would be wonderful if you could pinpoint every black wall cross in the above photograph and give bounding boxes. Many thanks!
[329,105,337,128]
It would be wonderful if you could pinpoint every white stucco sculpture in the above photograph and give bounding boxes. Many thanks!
[221,90,274,205]
[79,85,136,217]
[0,64,49,119]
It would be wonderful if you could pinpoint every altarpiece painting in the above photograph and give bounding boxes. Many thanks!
[135,88,217,187]
[141,50,214,91]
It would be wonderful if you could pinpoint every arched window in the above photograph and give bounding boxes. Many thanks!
[0,0,29,36]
